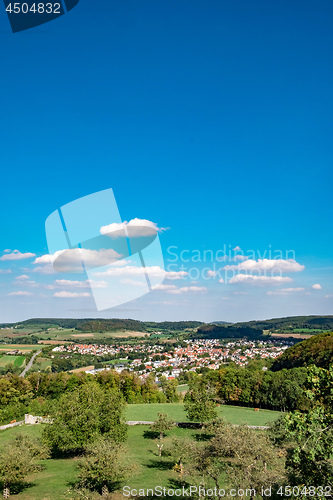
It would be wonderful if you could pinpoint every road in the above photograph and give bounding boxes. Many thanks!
[19,350,42,377]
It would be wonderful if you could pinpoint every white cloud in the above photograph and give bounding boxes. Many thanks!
[233,255,248,261]
[167,286,207,295]
[3,249,11,253]
[219,278,224,283]
[100,218,166,238]
[54,279,108,289]
[120,279,147,287]
[32,266,57,275]
[267,287,305,295]
[53,291,91,298]
[0,250,36,261]
[0,269,12,274]
[325,294,333,298]
[207,270,217,277]
[233,246,241,251]
[152,284,177,291]
[8,291,33,296]
[16,275,30,280]
[34,248,122,273]
[93,265,187,280]
[224,259,304,273]
[229,275,293,285]
[312,284,322,290]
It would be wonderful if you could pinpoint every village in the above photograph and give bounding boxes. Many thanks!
[52,338,291,379]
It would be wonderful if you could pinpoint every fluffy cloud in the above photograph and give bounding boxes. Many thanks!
[32,266,57,275]
[233,255,248,261]
[16,275,30,280]
[233,246,241,251]
[312,284,322,290]
[0,269,12,274]
[93,265,187,280]
[53,291,91,298]
[54,279,108,289]
[0,250,36,261]
[34,248,122,273]
[167,286,207,295]
[8,291,33,296]
[267,287,305,295]
[100,218,166,238]
[151,284,177,291]
[224,259,304,273]
[206,270,217,277]
[229,275,293,285]
[120,279,147,287]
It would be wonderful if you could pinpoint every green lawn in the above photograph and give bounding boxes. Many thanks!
[0,355,25,368]
[32,357,52,371]
[176,384,189,393]
[126,403,283,426]
[0,408,282,499]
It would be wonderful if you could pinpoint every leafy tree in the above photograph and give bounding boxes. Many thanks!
[280,365,333,488]
[173,422,285,499]
[184,382,217,422]
[150,413,174,456]
[43,383,127,454]
[0,435,49,498]
[77,438,133,497]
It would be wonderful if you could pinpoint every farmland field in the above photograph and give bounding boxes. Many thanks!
[271,333,312,339]
[0,344,41,352]
[0,355,25,367]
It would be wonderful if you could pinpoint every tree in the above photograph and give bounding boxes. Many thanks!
[77,438,133,497]
[150,413,174,456]
[172,422,285,499]
[279,365,333,488]
[184,382,217,422]
[0,435,49,498]
[43,382,127,454]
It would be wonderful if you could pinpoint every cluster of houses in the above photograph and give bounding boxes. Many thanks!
[52,338,290,379]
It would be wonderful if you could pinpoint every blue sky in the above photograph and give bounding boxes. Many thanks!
[0,0,332,323]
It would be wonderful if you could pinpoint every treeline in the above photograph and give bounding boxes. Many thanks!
[235,315,333,331]
[199,364,311,412]
[0,370,179,425]
[272,331,333,370]
[1,318,205,333]
[193,324,264,340]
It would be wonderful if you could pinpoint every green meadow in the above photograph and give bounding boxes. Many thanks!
[126,403,282,426]
[0,355,25,368]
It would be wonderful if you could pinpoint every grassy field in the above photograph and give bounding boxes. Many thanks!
[32,357,52,371]
[0,404,283,499]
[1,424,204,499]
[176,384,189,393]
[0,344,41,352]
[126,403,282,426]
[0,355,25,367]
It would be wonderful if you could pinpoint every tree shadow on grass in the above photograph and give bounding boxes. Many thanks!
[145,458,175,471]
[192,431,214,441]
[143,430,160,440]
[0,480,36,495]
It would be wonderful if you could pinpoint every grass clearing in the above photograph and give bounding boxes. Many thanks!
[33,357,52,371]
[0,355,25,367]
[126,403,283,426]
[0,407,282,499]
